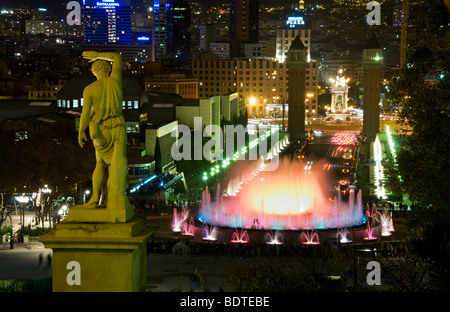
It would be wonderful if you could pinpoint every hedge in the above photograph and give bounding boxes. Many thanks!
[0,278,52,292]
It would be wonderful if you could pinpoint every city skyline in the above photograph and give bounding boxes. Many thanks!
[0,0,448,296]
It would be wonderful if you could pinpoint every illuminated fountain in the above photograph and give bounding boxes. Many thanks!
[364,204,378,241]
[265,231,284,245]
[300,229,320,245]
[199,159,364,231]
[182,217,195,237]
[380,207,395,236]
[172,205,189,233]
[231,228,249,244]
[337,227,352,244]
[202,224,217,242]
[389,212,395,233]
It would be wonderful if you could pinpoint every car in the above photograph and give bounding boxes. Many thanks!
[343,148,353,159]
[343,152,352,160]
[304,160,313,170]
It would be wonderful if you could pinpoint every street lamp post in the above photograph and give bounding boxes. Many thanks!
[9,215,13,249]
[83,190,90,204]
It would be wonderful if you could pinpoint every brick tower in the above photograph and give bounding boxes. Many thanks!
[287,36,307,142]
[362,34,383,140]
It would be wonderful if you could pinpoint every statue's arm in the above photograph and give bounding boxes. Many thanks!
[82,51,122,81]
[78,87,92,148]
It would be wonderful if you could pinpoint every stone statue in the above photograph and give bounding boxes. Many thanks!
[77,51,133,221]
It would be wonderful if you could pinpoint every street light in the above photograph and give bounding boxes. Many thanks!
[58,205,68,218]
[83,190,90,204]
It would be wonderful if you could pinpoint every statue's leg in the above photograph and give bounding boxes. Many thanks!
[108,141,132,212]
[85,152,107,207]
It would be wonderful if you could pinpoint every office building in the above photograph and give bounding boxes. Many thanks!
[230,0,259,57]
[153,0,191,66]
[145,74,198,99]
[83,0,132,44]
[192,58,319,118]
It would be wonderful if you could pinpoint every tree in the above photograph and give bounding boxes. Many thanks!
[387,0,449,211]
[386,0,450,290]
[0,122,95,227]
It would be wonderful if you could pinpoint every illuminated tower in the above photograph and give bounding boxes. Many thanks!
[362,34,383,140]
[299,0,305,10]
[287,36,307,141]
[83,0,132,44]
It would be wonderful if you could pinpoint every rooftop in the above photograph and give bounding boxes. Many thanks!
[57,73,145,98]
[364,34,382,50]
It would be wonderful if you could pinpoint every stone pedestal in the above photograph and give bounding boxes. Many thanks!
[38,216,155,292]
[67,204,134,223]
[327,113,351,121]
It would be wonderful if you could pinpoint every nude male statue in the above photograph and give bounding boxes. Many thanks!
[78,51,132,216]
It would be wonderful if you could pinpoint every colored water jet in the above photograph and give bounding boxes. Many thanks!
[199,159,364,231]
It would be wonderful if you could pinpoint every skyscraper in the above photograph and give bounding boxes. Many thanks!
[287,36,307,141]
[83,0,132,44]
[230,0,259,58]
[153,0,191,66]
[362,35,383,140]
[166,0,190,66]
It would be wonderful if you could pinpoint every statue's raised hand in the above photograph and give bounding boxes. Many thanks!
[82,51,98,62]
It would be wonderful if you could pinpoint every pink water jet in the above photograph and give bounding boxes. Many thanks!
[231,228,249,244]
[182,217,195,236]
[172,205,189,232]
[300,229,320,245]
[364,204,378,241]
[388,211,395,232]
[380,207,394,237]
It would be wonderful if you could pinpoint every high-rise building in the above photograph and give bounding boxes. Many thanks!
[153,0,191,66]
[192,57,318,119]
[145,74,198,99]
[362,35,383,140]
[199,24,217,51]
[276,28,310,63]
[166,0,190,66]
[83,0,132,44]
[287,36,307,141]
[230,0,259,57]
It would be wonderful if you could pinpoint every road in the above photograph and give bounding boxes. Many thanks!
[292,130,359,199]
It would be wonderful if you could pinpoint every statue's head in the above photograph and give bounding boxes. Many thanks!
[91,60,111,78]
